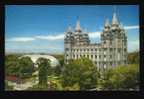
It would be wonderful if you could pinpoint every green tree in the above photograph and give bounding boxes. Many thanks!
[5,54,20,76]
[18,57,34,78]
[128,51,139,64]
[53,54,64,76]
[100,64,139,90]
[5,55,34,78]
[55,54,64,66]
[62,57,99,90]
[36,58,51,86]
[5,60,20,76]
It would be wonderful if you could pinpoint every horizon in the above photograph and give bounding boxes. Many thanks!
[5,5,139,54]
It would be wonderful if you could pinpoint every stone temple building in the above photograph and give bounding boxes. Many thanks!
[64,12,127,71]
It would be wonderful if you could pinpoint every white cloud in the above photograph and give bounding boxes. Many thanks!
[35,32,101,40]
[6,33,65,42]
[124,25,139,30]
[89,31,101,38]
[128,39,139,52]
[35,34,64,40]
[6,31,101,43]
[6,37,36,42]
[6,25,139,43]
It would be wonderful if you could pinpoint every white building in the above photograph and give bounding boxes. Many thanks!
[64,12,127,71]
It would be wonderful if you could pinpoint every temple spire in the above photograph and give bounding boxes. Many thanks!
[112,6,119,25]
[75,16,81,32]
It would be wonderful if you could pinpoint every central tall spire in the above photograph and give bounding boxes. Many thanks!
[75,16,81,32]
[112,13,119,25]
[112,6,119,25]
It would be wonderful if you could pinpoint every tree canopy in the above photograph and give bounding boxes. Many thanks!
[36,57,51,86]
[100,64,139,90]
[5,55,35,78]
[128,51,139,64]
[5,54,139,91]
[62,57,99,90]
[18,57,34,78]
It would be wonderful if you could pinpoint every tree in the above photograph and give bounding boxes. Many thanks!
[78,58,99,90]
[100,64,139,90]
[36,58,51,86]
[5,54,20,76]
[62,57,99,90]
[53,54,64,66]
[62,60,81,88]
[128,51,139,64]
[5,60,20,76]
[18,57,34,78]
[5,55,35,78]
[53,54,64,76]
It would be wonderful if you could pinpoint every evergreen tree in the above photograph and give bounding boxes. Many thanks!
[36,58,50,86]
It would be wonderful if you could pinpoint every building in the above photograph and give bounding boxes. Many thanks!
[64,12,127,71]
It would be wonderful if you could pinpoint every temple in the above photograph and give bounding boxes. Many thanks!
[64,12,127,71]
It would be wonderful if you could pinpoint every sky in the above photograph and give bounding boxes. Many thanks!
[5,5,139,54]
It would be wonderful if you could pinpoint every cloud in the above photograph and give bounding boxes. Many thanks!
[89,31,101,38]
[35,34,64,40]
[128,39,139,52]
[124,25,139,30]
[6,33,64,42]
[35,32,101,40]
[6,37,36,42]
[6,31,101,42]
[6,25,139,43]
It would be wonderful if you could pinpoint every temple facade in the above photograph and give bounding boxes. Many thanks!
[64,12,127,71]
